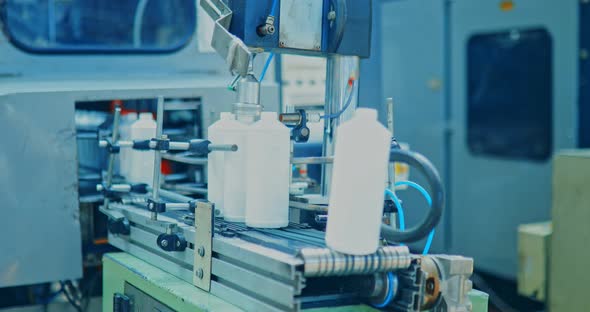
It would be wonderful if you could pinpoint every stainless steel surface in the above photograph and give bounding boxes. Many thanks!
[103,107,122,210]
[386,97,395,190]
[321,55,360,197]
[291,156,333,165]
[298,246,412,277]
[199,0,253,76]
[151,97,165,220]
[235,74,262,123]
[0,100,83,287]
[193,201,213,291]
[431,255,474,312]
[279,0,323,51]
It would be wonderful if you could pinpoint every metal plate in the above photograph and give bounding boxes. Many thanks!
[0,100,83,287]
[279,0,323,51]
[125,283,175,312]
[193,201,213,291]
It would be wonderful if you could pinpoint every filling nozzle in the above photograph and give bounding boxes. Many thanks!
[234,73,262,123]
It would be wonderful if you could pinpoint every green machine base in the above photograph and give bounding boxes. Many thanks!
[103,253,488,312]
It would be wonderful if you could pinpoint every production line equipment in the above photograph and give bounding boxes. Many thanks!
[97,1,480,311]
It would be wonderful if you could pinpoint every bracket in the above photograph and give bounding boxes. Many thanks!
[193,200,214,291]
[200,0,253,76]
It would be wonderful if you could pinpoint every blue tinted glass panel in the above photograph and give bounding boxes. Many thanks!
[467,28,553,161]
[2,0,195,53]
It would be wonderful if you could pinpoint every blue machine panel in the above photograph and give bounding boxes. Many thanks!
[227,0,372,57]
[580,1,590,147]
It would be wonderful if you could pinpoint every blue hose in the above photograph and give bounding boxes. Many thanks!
[384,188,405,231]
[372,272,398,308]
[394,181,435,255]
[320,80,356,119]
[260,53,274,82]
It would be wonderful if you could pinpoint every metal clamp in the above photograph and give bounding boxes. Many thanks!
[151,138,170,151]
[193,200,214,291]
[147,198,167,213]
[157,232,188,252]
[102,138,121,154]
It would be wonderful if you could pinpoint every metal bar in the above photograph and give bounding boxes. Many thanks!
[169,184,208,195]
[159,189,194,203]
[193,201,214,291]
[162,153,208,165]
[291,156,333,165]
[289,200,328,213]
[209,144,238,152]
[212,258,297,308]
[168,141,190,150]
[321,55,360,197]
[103,106,122,210]
[151,96,165,220]
[387,97,395,190]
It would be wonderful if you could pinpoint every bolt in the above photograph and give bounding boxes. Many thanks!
[328,10,336,21]
[214,209,221,216]
[314,45,321,50]
[426,278,436,295]
[279,41,286,47]
[198,246,206,257]
[161,239,168,247]
[196,268,204,279]
[176,241,181,247]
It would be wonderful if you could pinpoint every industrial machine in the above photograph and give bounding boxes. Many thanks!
[92,1,484,311]
[378,0,581,279]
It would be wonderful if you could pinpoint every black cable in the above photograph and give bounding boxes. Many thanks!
[471,273,519,312]
[380,149,444,243]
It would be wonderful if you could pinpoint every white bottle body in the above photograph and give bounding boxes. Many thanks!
[245,112,291,228]
[119,113,138,179]
[207,113,234,216]
[222,118,249,222]
[127,113,157,186]
[325,108,392,255]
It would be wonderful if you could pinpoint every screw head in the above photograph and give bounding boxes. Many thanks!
[161,239,168,247]
[176,241,181,247]
[196,268,204,279]
[328,11,336,21]
[198,246,206,257]
[279,41,286,47]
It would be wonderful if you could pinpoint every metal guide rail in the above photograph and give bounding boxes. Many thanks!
[105,202,416,311]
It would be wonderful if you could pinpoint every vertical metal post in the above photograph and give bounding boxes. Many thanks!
[321,55,360,197]
[103,106,122,210]
[151,96,165,220]
[387,98,395,189]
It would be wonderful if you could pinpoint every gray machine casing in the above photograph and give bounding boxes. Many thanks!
[379,0,578,278]
[0,21,279,288]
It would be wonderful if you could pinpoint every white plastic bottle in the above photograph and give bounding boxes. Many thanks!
[119,113,138,179]
[245,112,290,228]
[207,113,235,216]
[127,112,157,186]
[222,117,249,222]
[325,108,392,255]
